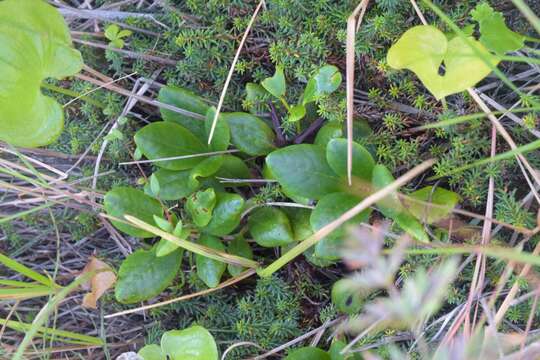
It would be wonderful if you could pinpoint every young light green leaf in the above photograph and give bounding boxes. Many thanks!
[134,122,207,170]
[311,192,371,260]
[161,326,218,360]
[471,2,525,54]
[149,174,161,197]
[156,225,189,258]
[196,235,227,288]
[138,344,165,360]
[288,104,306,122]
[326,138,375,184]
[201,192,245,236]
[261,65,286,98]
[227,235,253,277]
[249,207,295,247]
[0,0,83,147]
[285,347,330,360]
[104,24,120,40]
[245,82,268,114]
[153,215,173,233]
[115,247,182,304]
[303,65,342,104]
[104,187,163,238]
[158,86,209,140]
[146,169,199,200]
[372,165,429,242]
[187,188,217,227]
[331,278,363,315]
[266,144,342,200]
[404,186,460,224]
[387,25,499,99]
[223,112,276,155]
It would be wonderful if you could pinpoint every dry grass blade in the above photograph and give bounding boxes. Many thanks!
[207,0,265,145]
[105,268,256,319]
[346,0,370,186]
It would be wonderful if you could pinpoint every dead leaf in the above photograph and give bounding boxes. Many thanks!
[81,257,116,309]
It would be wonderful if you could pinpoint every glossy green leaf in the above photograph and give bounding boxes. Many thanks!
[115,246,182,304]
[261,65,286,98]
[311,192,371,260]
[329,340,361,360]
[215,155,252,184]
[153,215,173,232]
[134,122,207,170]
[158,86,209,140]
[404,186,460,224]
[249,207,295,247]
[372,165,429,242]
[138,344,165,360]
[227,235,253,277]
[104,24,120,40]
[188,156,225,189]
[314,123,343,147]
[326,138,375,183]
[303,65,342,104]
[196,235,227,288]
[146,169,199,200]
[471,3,525,54]
[187,189,217,227]
[161,325,218,360]
[266,144,341,200]
[387,25,499,99]
[283,208,313,242]
[149,174,161,197]
[223,112,276,156]
[205,107,230,151]
[104,187,163,238]
[202,192,245,236]
[156,226,189,258]
[331,278,363,314]
[288,104,306,122]
[285,347,330,360]
[245,82,268,114]
[0,0,83,147]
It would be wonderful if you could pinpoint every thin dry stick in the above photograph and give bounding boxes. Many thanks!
[346,0,370,186]
[105,268,256,318]
[119,149,240,166]
[63,72,136,108]
[207,0,265,144]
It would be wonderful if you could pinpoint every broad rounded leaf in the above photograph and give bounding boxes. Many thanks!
[404,186,460,224]
[187,188,217,227]
[288,104,306,122]
[314,123,343,147]
[227,235,253,277]
[303,65,342,104]
[188,156,225,189]
[196,235,227,288]
[249,207,295,247]
[134,122,207,170]
[329,340,362,360]
[285,347,330,360]
[372,165,429,242]
[261,66,286,98]
[471,3,525,54]
[146,169,199,200]
[331,278,363,314]
[158,86,209,140]
[0,0,83,147]
[215,155,252,184]
[266,144,341,200]
[283,208,313,242]
[202,192,245,236]
[387,25,498,99]
[161,326,218,360]
[205,107,230,151]
[223,112,276,156]
[138,344,165,360]
[311,192,371,260]
[104,187,163,238]
[326,138,375,183]
[115,247,182,304]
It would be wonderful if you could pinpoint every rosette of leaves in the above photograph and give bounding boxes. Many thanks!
[0,0,83,147]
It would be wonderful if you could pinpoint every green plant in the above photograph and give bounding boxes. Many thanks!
[0,0,83,147]
[138,325,218,360]
[104,24,132,49]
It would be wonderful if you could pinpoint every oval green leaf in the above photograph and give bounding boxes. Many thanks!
[261,65,286,98]
[404,186,460,224]
[196,235,227,288]
[331,278,363,314]
[104,187,163,238]
[223,112,276,156]
[134,122,207,170]
[187,188,217,228]
[115,246,182,304]
[227,235,253,277]
[285,347,330,360]
[249,207,295,247]
[146,169,199,201]
[326,138,375,183]
[202,192,245,236]
[138,344,165,360]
